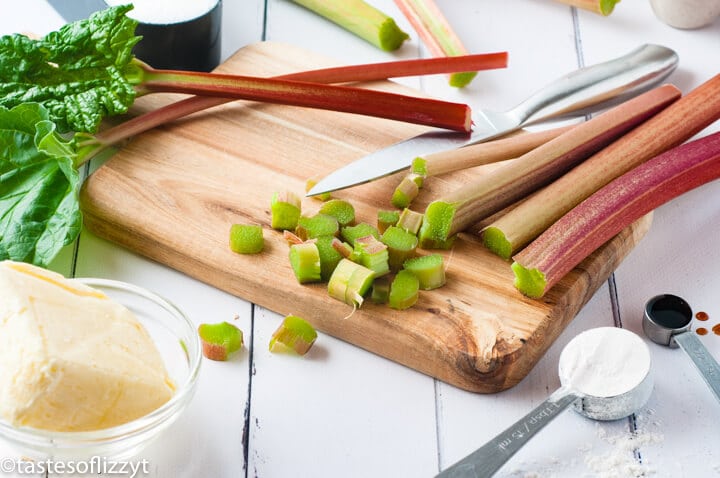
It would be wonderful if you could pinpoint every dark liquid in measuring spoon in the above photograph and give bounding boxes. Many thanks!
[650,308,691,329]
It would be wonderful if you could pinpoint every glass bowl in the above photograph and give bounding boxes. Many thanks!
[0,278,201,461]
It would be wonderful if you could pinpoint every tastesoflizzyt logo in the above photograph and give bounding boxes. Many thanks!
[0,456,150,477]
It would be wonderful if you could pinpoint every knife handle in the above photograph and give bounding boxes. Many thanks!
[508,44,678,126]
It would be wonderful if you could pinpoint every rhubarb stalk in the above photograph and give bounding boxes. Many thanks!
[394,0,478,87]
[394,125,571,208]
[82,53,506,162]
[484,75,720,258]
[416,84,681,250]
[291,0,409,51]
[137,63,472,133]
[513,131,720,299]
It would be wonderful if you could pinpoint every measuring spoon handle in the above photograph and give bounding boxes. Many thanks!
[436,388,580,478]
[674,332,720,403]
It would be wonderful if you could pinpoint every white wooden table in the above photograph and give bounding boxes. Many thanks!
[2,1,720,476]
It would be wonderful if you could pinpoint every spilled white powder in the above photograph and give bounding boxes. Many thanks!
[558,327,651,398]
[584,425,664,478]
[105,0,219,24]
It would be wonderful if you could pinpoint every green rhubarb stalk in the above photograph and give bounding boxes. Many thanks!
[296,214,339,241]
[319,199,356,227]
[381,226,419,271]
[553,0,621,15]
[0,6,472,134]
[389,270,420,310]
[394,0,477,87]
[353,235,390,277]
[393,127,570,209]
[403,254,446,290]
[513,131,720,299]
[411,126,571,178]
[485,76,720,258]
[341,223,380,244]
[377,209,400,233]
[271,191,302,231]
[392,173,424,208]
[289,242,322,284]
[291,0,409,51]
[397,208,424,235]
[415,84,681,251]
[229,224,264,254]
[328,258,375,307]
[198,322,243,361]
[316,235,344,281]
[269,315,318,355]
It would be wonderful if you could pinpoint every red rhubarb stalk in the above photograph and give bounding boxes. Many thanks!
[86,55,500,158]
[136,62,471,132]
[512,131,720,299]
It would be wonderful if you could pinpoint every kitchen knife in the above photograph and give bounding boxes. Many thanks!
[307,44,678,196]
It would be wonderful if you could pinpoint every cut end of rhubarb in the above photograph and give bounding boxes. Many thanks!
[378,17,410,51]
[198,322,244,361]
[392,176,420,208]
[418,201,456,249]
[411,157,428,177]
[511,262,547,299]
[449,71,478,88]
[600,0,621,15]
[269,315,318,356]
[229,224,264,254]
[482,227,512,260]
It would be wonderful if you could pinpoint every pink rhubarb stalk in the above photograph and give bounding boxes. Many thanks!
[512,131,720,299]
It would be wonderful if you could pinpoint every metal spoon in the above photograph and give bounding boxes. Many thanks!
[642,294,720,403]
[436,327,653,478]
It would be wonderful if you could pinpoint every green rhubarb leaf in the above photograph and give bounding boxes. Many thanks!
[0,5,141,133]
[0,103,81,267]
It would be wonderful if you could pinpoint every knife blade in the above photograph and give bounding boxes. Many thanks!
[307,43,678,196]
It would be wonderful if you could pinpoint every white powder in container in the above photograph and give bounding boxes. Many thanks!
[105,0,219,25]
[558,327,651,398]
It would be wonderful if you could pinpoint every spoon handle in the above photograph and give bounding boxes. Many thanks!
[436,388,580,478]
[674,332,720,403]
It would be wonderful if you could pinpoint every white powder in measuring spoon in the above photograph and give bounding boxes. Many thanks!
[558,327,651,398]
[105,0,219,25]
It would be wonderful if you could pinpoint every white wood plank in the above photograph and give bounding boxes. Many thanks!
[247,306,438,477]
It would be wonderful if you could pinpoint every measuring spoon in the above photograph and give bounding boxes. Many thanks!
[436,327,653,478]
[642,294,720,403]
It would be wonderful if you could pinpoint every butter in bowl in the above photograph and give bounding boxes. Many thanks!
[105,0,222,71]
[0,261,201,460]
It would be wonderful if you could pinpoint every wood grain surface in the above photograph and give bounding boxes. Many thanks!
[80,41,651,393]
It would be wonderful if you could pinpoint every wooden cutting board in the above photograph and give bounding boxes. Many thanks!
[81,41,651,393]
